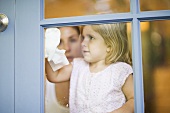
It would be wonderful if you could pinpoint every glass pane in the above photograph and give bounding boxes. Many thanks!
[140,0,170,11]
[141,20,170,113]
[44,22,134,113]
[45,0,130,18]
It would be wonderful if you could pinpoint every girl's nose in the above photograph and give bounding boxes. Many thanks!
[81,40,86,47]
[81,38,88,47]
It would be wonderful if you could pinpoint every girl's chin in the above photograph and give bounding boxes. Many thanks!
[83,57,91,62]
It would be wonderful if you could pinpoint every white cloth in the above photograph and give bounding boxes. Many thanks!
[69,58,133,113]
[45,28,60,59]
[45,28,69,71]
[45,79,69,113]
[48,49,69,71]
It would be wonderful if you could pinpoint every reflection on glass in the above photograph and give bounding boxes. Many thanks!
[141,20,170,113]
[44,23,134,113]
[140,0,170,11]
[45,0,130,18]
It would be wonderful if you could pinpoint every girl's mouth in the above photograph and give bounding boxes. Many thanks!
[82,50,90,55]
[83,50,90,53]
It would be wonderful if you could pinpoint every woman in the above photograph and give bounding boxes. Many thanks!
[45,26,82,113]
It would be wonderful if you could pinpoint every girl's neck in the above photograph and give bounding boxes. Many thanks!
[89,60,109,73]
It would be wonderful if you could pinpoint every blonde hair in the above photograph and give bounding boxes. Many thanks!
[91,23,132,65]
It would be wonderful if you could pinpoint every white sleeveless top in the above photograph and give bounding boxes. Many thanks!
[45,80,69,113]
[69,58,133,113]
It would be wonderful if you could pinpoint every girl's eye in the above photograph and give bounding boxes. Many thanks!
[89,35,95,40]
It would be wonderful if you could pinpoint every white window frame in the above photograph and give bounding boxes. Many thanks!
[39,0,170,113]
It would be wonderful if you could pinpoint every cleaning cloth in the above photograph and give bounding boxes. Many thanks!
[45,28,69,71]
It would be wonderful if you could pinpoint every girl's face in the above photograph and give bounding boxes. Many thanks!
[58,27,82,62]
[81,25,109,63]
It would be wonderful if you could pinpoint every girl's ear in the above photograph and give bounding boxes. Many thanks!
[106,46,111,52]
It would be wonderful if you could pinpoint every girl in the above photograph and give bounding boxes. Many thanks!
[45,23,134,113]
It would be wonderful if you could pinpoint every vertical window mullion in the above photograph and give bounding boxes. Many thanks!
[132,18,145,113]
[131,0,144,112]
[130,0,140,14]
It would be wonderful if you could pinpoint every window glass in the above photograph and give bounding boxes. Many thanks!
[44,22,133,113]
[140,0,170,11]
[45,0,130,18]
[141,20,170,113]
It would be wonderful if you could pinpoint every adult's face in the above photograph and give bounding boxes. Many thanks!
[58,27,82,62]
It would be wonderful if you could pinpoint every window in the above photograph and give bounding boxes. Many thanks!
[44,0,130,18]
[41,0,170,113]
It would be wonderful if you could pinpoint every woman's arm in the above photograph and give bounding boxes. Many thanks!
[45,58,72,83]
[110,74,134,113]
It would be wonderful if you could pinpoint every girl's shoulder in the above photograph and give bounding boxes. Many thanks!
[111,62,132,69]
[110,62,133,86]
[110,62,133,76]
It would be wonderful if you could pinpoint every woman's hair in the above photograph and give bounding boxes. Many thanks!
[91,23,132,65]
[58,26,80,34]
[71,26,80,35]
